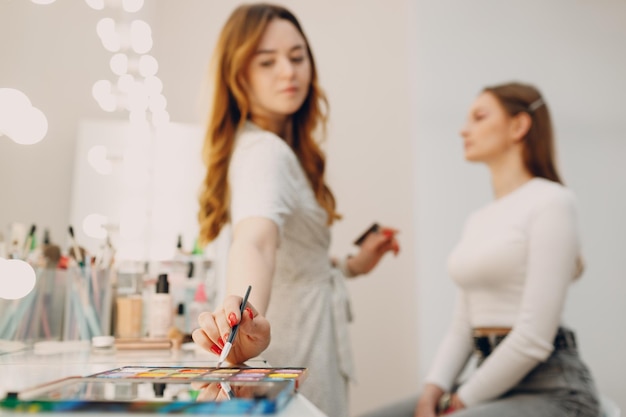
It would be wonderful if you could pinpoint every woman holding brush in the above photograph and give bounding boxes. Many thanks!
[191,4,399,416]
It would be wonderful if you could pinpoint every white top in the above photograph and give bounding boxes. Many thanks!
[425,178,581,406]
[226,121,354,417]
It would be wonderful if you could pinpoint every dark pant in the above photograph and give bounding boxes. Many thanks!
[454,343,600,417]
[359,330,600,417]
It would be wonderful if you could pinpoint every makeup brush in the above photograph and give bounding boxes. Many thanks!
[216,285,252,368]
[22,224,36,259]
[43,245,62,269]
[68,225,84,265]
[37,229,61,269]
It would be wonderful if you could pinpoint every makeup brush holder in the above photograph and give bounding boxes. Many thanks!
[0,268,68,342]
[61,265,114,341]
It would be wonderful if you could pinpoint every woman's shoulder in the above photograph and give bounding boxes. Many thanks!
[230,121,299,174]
[528,177,576,203]
[235,121,293,157]
[525,177,577,216]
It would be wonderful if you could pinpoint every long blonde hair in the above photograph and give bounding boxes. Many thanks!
[198,3,339,245]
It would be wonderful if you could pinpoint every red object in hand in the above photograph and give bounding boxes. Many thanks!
[57,255,69,269]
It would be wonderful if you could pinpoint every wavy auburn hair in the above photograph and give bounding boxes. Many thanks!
[484,81,562,184]
[198,3,339,245]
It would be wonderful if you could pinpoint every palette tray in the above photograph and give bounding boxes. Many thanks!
[0,366,308,414]
[88,366,308,389]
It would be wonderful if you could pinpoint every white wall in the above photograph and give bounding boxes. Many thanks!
[0,1,156,250]
[410,0,626,410]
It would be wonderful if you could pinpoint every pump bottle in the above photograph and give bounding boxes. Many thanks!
[149,273,172,338]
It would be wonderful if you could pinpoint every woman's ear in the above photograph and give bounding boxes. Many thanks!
[510,112,532,142]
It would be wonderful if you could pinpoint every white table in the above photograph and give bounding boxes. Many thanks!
[0,341,326,416]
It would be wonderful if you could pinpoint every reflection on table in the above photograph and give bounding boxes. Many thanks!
[0,341,326,416]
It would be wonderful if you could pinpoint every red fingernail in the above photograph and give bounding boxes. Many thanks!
[217,337,224,348]
[210,345,222,355]
[383,230,393,238]
[245,307,254,320]
[228,312,238,327]
[223,333,230,342]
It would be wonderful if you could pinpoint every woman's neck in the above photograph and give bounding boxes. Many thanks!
[487,153,533,199]
[490,172,534,200]
[249,114,291,140]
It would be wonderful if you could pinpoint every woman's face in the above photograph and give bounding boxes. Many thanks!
[460,92,518,163]
[245,18,312,122]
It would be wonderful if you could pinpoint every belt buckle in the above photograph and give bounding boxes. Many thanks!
[564,329,576,349]
[475,331,507,358]
[474,335,494,358]
[473,337,487,358]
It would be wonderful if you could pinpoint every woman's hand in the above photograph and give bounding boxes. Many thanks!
[348,226,400,276]
[193,382,229,402]
[414,383,444,417]
[192,295,270,365]
[193,382,258,402]
[443,393,466,414]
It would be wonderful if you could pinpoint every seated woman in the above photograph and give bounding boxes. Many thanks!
[362,82,599,417]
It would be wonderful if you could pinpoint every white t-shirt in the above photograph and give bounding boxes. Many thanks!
[224,121,354,417]
[425,177,581,406]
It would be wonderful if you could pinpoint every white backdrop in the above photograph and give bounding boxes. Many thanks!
[410,0,626,411]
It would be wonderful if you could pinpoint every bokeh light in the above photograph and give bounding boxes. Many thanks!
[0,88,48,145]
[0,259,36,300]
[122,0,144,13]
[83,213,109,239]
[87,145,113,175]
[84,0,104,10]
[130,20,152,54]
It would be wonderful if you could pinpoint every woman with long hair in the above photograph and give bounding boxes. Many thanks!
[362,82,599,417]
[191,4,399,416]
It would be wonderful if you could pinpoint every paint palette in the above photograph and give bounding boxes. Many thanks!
[88,366,308,389]
[0,367,308,414]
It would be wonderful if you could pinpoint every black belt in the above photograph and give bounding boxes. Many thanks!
[473,327,577,359]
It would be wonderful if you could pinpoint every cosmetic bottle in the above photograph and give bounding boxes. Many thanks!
[174,303,185,332]
[149,274,172,338]
[115,261,144,338]
[187,282,211,333]
[170,234,190,314]
[116,295,143,338]
[184,237,215,329]
[8,222,26,259]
